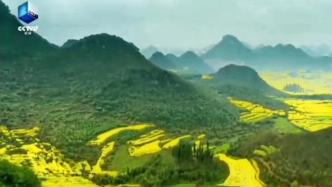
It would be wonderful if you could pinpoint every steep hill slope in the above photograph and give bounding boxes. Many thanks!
[0,2,237,160]
[237,129,332,187]
[0,1,57,61]
[194,64,288,110]
[213,64,279,94]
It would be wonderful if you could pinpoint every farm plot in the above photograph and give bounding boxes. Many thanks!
[229,98,285,124]
[217,154,265,187]
[0,126,94,186]
[285,99,332,132]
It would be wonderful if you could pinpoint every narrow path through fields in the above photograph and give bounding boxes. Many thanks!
[217,154,265,187]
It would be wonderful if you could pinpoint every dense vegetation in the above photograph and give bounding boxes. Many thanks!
[236,129,332,187]
[212,64,283,95]
[216,85,288,110]
[1,1,332,187]
[0,160,40,187]
[189,64,289,110]
[0,0,238,163]
[0,1,57,61]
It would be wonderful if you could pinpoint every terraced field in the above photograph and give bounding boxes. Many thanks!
[217,154,266,187]
[125,129,193,156]
[285,99,332,132]
[229,98,285,124]
[163,135,192,149]
[0,124,214,186]
[0,126,95,187]
[88,124,153,146]
[2,122,274,186]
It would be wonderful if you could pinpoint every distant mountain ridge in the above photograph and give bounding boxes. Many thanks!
[202,34,332,70]
[149,51,177,70]
[254,44,309,60]
[178,51,214,74]
[141,46,159,58]
[202,35,253,61]
[150,51,213,74]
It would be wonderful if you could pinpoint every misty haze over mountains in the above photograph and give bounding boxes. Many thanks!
[142,34,332,72]
[142,41,332,61]
[301,44,332,57]
[2,1,332,187]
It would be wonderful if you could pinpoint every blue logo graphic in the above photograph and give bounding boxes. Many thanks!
[18,1,38,24]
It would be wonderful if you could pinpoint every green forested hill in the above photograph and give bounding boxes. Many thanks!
[0,0,237,160]
[0,1,57,61]
[191,64,288,110]
[213,64,279,94]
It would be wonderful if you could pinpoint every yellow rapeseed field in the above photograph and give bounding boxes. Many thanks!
[229,97,285,123]
[88,123,154,146]
[0,124,272,187]
[128,129,165,146]
[162,135,191,149]
[0,125,123,186]
[11,126,40,137]
[0,126,91,179]
[201,75,213,80]
[195,134,206,148]
[217,154,265,187]
[261,71,332,94]
[286,99,332,132]
[128,140,162,157]
[91,141,118,177]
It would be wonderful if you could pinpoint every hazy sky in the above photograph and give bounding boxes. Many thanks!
[4,0,332,52]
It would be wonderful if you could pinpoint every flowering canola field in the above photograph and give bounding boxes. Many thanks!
[91,141,118,177]
[129,140,162,157]
[128,129,165,146]
[88,123,153,146]
[0,126,95,187]
[217,154,266,187]
[261,71,332,94]
[126,129,194,156]
[286,99,332,132]
[0,123,267,187]
[229,98,285,123]
[163,135,192,149]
